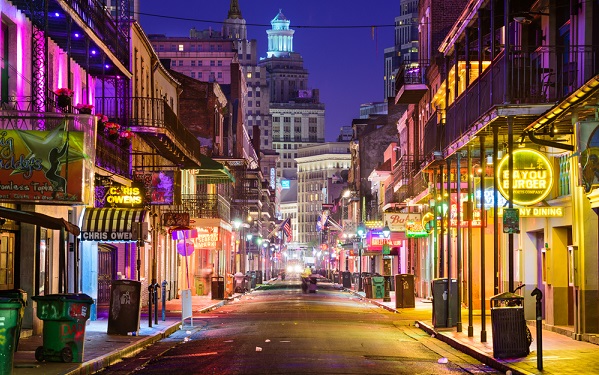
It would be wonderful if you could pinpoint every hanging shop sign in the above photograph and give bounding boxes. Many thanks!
[104,184,144,207]
[133,171,177,205]
[194,227,219,249]
[368,232,405,250]
[449,193,483,227]
[496,149,553,206]
[384,212,422,232]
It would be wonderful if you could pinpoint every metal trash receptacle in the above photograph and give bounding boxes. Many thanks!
[490,292,530,359]
[431,278,458,328]
[211,276,225,300]
[363,277,373,298]
[234,272,247,293]
[371,276,385,299]
[395,274,415,308]
[107,280,141,335]
[342,271,352,288]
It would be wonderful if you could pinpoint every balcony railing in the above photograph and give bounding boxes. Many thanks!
[395,61,429,104]
[8,0,129,75]
[422,111,443,165]
[96,131,131,178]
[95,96,204,165]
[444,45,599,150]
[177,194,231,222]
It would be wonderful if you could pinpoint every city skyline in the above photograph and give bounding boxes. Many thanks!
[138,0,398,141]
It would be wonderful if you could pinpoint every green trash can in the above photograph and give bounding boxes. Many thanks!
[0,298,22,375]
[32,293,94,363]
[0,289,27,351]
[372,276,385,299]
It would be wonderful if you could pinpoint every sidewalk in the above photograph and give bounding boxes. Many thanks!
[345,284,599,375]
[10,281,599,375]
[12,294,238,375]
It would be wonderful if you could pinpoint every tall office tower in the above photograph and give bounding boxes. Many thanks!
[222,0,273,151]
[296,143,350,246]
[259,10,325,181]
[383,0,419,99]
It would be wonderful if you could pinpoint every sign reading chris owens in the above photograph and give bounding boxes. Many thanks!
[496,148,554,206]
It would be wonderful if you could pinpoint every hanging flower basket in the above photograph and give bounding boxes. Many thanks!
[119,129,134,147]
[57,95,71,108]
[55,88,74,108]
[105,122,121,141]
[75,103,94,114]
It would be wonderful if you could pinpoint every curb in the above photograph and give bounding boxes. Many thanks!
[415,320,533,375]
[65,299,234,375]
[344,287,531,375]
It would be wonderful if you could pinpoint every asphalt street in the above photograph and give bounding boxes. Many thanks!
[98,277,501,375]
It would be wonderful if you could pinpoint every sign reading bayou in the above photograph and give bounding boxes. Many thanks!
[496,149,553,206]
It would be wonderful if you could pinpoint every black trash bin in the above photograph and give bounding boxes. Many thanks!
[107,280,142,335]
[0,289,27,350]
[246,271,257,288]
[352,273,360,290]
[363,277,373,298]
[255,271,263,285]
[342,271,352,288]
[395,274,415,308]
[432,278,458,328]
[211,276,225,300]
[490,292,530,359]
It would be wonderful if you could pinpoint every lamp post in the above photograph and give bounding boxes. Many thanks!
[357,222,367,292]
[382,223,391,302]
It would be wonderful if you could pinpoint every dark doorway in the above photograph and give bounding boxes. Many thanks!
[97,244,117,308]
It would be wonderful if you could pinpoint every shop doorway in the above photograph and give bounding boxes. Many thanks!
[0,232,15,289]
[97,244,117,308]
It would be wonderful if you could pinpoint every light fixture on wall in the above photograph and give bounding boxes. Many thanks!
[513,11,549,25]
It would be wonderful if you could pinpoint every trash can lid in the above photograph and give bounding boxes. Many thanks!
[0,298,23,309]
[490,292,524,301]
[32,293,94,303]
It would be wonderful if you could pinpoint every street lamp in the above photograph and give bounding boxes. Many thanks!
[357,222,367,291]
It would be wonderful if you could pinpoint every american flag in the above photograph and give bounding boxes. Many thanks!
[282,218,293,242]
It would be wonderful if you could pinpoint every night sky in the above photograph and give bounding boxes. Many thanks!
[138,1,399,142]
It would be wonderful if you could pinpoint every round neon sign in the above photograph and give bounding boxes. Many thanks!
[496,149,553,206]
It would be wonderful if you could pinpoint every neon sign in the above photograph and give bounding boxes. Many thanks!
[497,149,553,206]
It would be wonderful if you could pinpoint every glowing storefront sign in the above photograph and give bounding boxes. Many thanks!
[105,186,143,207]
[497,206,564,218]
[194,227,219,249]
[385,212,422,232]
[497,149,553,206]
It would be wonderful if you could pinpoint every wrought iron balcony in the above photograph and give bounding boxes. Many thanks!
[8,0,129,76]
[95,97,204,169]
[395,62,429,104]
[444,45,599,150]
[95,131,131,179]
[174,194,231,222]
[422,111,443,166]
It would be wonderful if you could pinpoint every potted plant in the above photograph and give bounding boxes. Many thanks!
[95,114,109,132]
[104,122,121,141]
[55,88,74,108]
[74,103,94,115]
[119,128,134,147]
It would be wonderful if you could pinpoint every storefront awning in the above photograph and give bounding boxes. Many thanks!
[194,154,235,184]
[0,206,80,236]
[80,208,146,242]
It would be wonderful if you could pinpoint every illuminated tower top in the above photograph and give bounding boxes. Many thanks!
[266,9,295,58]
